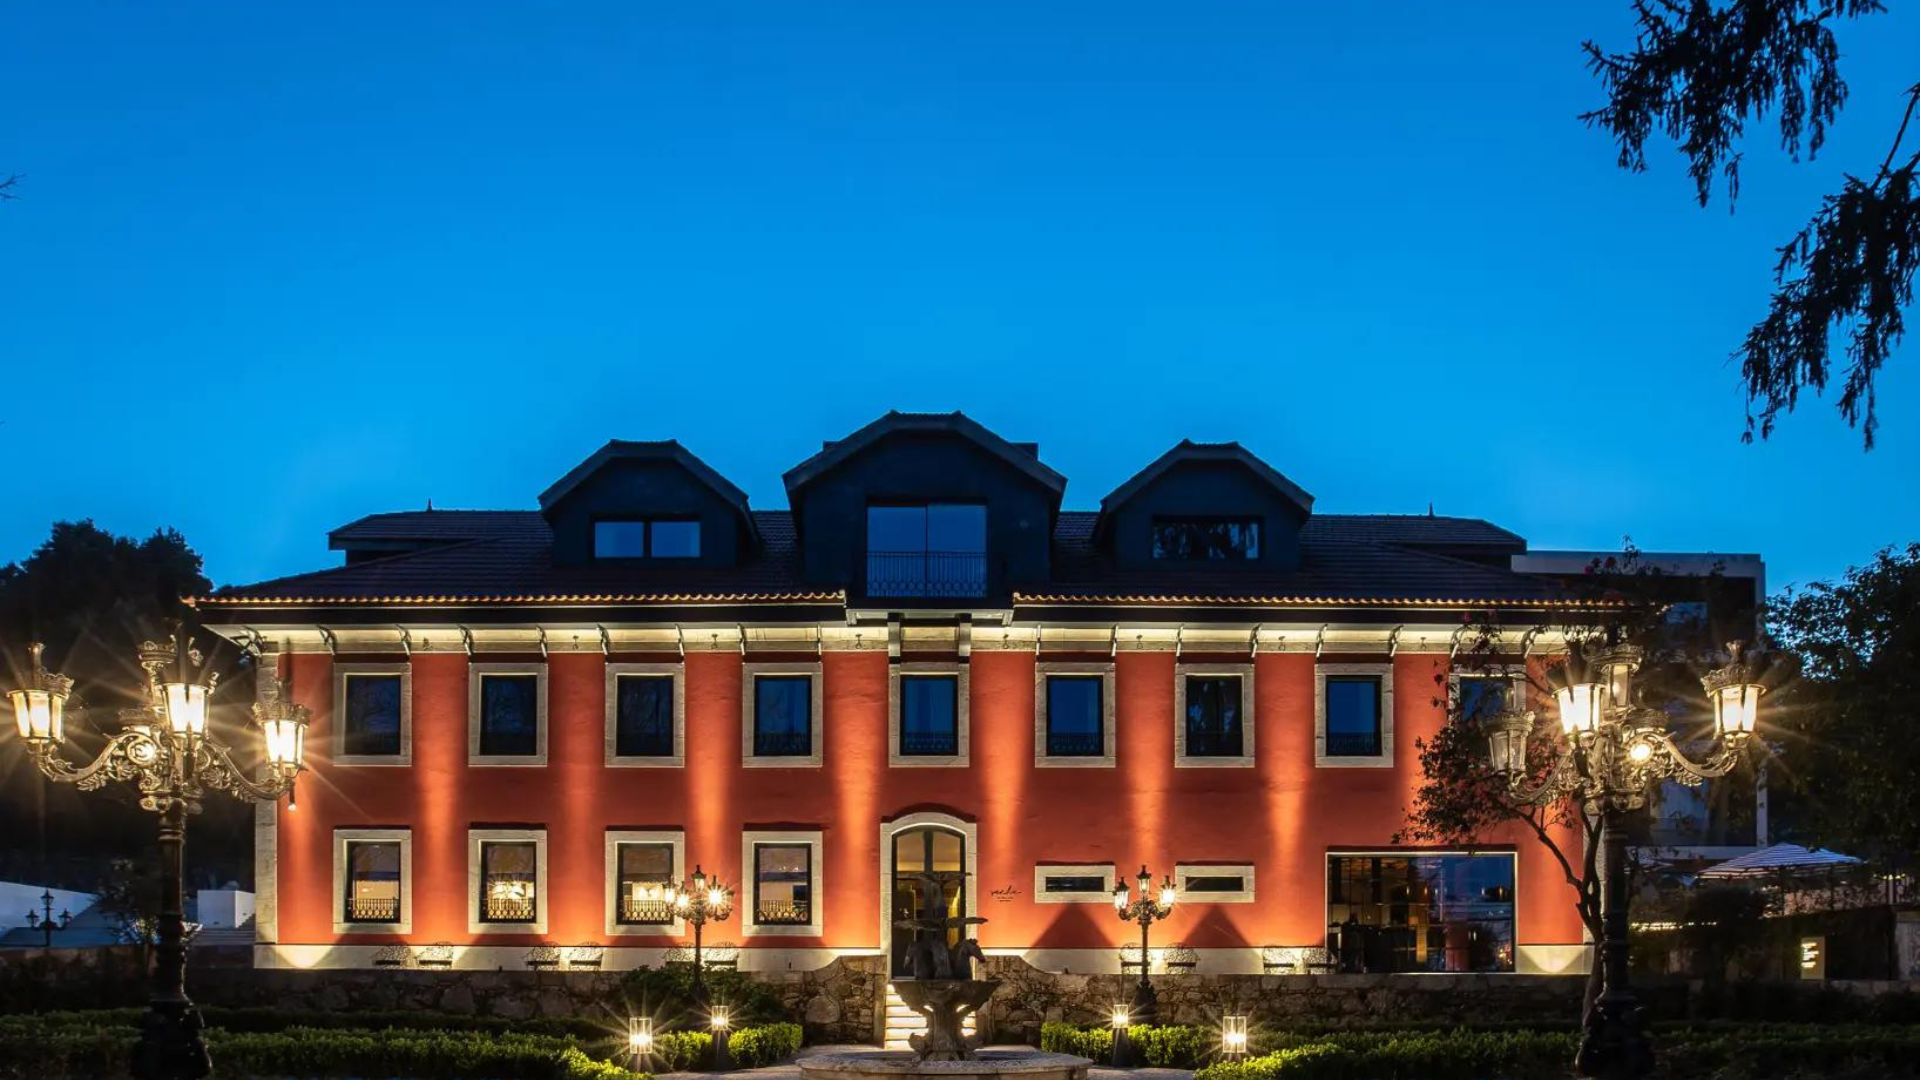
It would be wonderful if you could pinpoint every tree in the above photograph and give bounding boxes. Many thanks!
[1767,543,1920,866]
[0,174,17,200]
[0,521,255,889]
[1584,1,1919,448]
[1397,548,1756,1012]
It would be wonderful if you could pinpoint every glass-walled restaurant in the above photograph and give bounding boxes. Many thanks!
[1327,853,1516,973]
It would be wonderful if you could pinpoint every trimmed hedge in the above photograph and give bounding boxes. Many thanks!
[1040,1022,1211,1067]
[729,1021,804,1068]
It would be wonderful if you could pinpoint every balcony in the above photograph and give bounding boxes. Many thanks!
[866,551,987,599]
[346,896,400,922]
[900,730,959,756]
[1046,731,1104,757]
[1325,731,1383,757]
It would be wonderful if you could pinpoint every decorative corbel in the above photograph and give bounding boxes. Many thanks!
[317,626,338,658]
[396,626,413,659]
[536,626,549,661]
[598,624,612,658]
[1386,625,1403,658]
[458,625,474,658]
[1313,624,1328,660]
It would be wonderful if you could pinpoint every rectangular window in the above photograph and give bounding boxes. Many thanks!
[1456,675,1515,725]
[343,840,402,924]
[1033,863,1117,903]
[342,674,403,757]
[1043,874,1107,894]
[614,676,675,758]
[1325,676,1383,757]
[866,503,987,598]
[899,675,959,757]
[1184,675,1245,757]
[1184,874,1246,894]
[753,843,812,926]
[1151,517,1262,561]
[479,841,539,924]
[1326,854,1516,973]
[593,519,701,560]
[1045,676,1104,757]
[753,675,813,757]
[614,842,676,925]
[477,673,541,758]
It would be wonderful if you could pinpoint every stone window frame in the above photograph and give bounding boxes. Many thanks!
[878,812,978,961]
[604,829,686,938]
[468,827,548,935]
[1033,662,1116,768]
[1315,662,1395,768]
[740,828,824,938]
[1032,862,1118,904]
[1175,862,1257,904]
[1448,665,1528,725]
[331,663,411,766]
[331,827,412,934]
[741,663,825,768]
[1173,662,1257,768]
[605,663,686,767]
[467,662,549,767]
[888,663,970,768]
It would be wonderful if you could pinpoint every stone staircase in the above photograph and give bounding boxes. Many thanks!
[882,983,977,1051]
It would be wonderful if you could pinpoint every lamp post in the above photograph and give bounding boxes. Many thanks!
[25,889,73,947]
[1485,640,1775,1080]
[670,864,734,1007]
[6,629,306,1080]
[1111,865,1176,1025]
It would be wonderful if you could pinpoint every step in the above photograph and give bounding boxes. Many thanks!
[882,985,975,1051]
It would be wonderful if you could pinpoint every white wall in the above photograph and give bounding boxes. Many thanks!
[195,889,255,929]
[0,881,96,929]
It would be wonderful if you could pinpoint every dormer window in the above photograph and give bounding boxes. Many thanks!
[592,519,701,560]
[1151,516,1262,561]
[866,504,986,598]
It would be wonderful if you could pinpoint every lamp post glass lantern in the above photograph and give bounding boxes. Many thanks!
[25,888,73,948]
[4,628,306,1080]
[1485,640,1774,1079]
[1113,865,1176,1025]
[673,864,734,1005]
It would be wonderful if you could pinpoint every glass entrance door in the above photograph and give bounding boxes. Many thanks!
[890,826,965,977]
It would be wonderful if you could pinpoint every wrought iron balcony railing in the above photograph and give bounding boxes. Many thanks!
[1046,731,1104,756]
[756,901,810,925]
[900,730,959,756]
[753,730,812,757]
[866,551,987,598]
[1324,732,1383,757]
[345,896,401,922]
[620,897,675,924]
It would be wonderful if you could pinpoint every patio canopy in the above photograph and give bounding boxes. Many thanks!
[1697,843,1863,880]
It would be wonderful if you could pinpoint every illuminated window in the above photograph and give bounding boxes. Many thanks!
[479,841,539,923]
[752,843,812,926]
[1151,517,1262,560]
[1326,853,1514,973]
[593,519,701,560]
[343,841,402,923]
[615,842,676,925]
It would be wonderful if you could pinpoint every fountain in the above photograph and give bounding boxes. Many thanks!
[799,869,1090,1080]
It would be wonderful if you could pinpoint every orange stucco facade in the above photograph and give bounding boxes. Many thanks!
[266,646,1585,969]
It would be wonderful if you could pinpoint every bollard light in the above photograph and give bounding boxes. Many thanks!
[1110,1004,1129,1029]
[711,1005,731,1031]
[1222,1015,1249,1059]
[629,1016,653,1054]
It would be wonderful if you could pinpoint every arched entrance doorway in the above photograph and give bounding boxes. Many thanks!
[881,815,975,978]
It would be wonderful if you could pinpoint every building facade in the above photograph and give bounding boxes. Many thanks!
[195,412,1709,979]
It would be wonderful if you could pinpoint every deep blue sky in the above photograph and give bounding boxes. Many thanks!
[4,1,1917,593]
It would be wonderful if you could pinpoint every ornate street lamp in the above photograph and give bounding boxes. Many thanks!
[6,628,306,1080]
[1112,865,1176,1024]
[24,888,73,947]
[671,864,734,1006]
[1486,640,1775,1080]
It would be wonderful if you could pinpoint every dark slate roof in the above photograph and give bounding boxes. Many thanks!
[1028,511,1562,607]
[783,411,1066,502]
[1100,441,1314,516]
[536,439,752,522]
[207,507,1573,610]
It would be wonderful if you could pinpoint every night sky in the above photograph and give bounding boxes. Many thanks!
[4,1,1917,593]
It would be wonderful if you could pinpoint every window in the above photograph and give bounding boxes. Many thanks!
[604,830,684,937]
[468,827,546,933]
[753,844,812,927]
[333,828,411,933]
[890,666,968,766]
[1045,677,1103,757]
[615,677,675,757]
[1326,853,1515,973]
[478,840,540,924]
[1316,663,1394,767]
[1175,664,1255,766]
[470,666,545,763]
[743,665,822,766]
[1033,863,1118,903]
[1176,863,1257,902]
[1326,677,1381,756]
[614,842,676,925]
[866,504,987,598]
[593,519,702,560]
[1456,674,1518,725]
[332,664,410,765]
[1035,664,1115,766]
[1151,517,1262,561]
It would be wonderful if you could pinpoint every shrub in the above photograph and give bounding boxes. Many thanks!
[649,1029,713,1072]
[616,966,793,1029]
[729,1021,804,1067]
[1039,1023,1209,1067]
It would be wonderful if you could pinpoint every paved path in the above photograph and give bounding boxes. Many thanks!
[660,1045,1193,1080]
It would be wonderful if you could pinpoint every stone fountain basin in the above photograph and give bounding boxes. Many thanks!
[799,1050,1090,1080]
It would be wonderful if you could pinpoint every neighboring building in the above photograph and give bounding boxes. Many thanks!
[196,411,1750,978]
